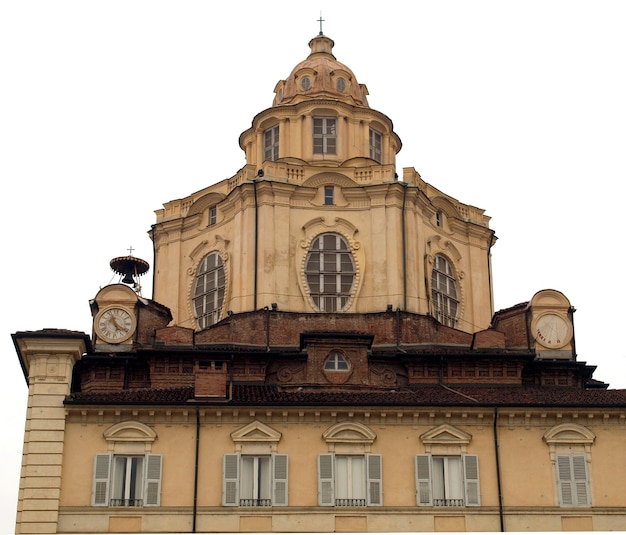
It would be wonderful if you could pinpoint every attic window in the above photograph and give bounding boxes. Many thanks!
[324,351,349,371]
[336,78,346,92]
[301,76,311,91]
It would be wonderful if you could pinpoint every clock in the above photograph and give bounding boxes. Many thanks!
[95,306,136,344]
[533,313,571,349]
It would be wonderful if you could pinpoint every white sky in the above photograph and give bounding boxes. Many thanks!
[1,1,625,530]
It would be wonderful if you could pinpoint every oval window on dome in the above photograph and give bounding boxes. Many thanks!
[305,233,356,312]
[336,78,346,92]
[300,76,311,91]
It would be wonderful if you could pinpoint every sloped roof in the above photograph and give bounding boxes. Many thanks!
[66,384,626,408]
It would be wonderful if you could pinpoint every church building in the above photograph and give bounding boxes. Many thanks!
[12,30,626,533]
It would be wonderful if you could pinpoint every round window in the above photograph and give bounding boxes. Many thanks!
[336,78,346,92]
[300,76,311,91]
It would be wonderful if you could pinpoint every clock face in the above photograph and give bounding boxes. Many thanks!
[534,313,571,349]
[96,307,135,343]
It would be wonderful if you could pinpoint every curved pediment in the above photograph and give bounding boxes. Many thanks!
[103,421,157,444]
[187,192,226,217]
[322,421,376,446]
[543,423,595,445]
[302,172,359,188]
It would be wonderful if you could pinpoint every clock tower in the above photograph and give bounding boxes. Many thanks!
[528,289,575,360]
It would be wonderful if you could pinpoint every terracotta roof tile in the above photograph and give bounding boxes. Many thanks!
[66,384,626,407]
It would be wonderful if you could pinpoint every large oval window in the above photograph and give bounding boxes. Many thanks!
[305,233,355,312]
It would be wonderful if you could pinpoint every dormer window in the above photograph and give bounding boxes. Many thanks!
[264,125,279,162]
[324,351,349,371]
[300,76,311,91]
[313,117,337,155]
[369,128,382,162]
[336,78,346,92]
[209,206,217,226]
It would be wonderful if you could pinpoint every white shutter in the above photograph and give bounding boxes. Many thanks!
[557,454,590,506]
[144,454,162,506]
[272,454,288,506]
[557,454,574,505]
[415,454,432,506]
[572,455,591,506]
[366,454,383,506]
[318,453,335,506]
[223,453,240,506]
[463,454,481,506]
[92,454,111,506]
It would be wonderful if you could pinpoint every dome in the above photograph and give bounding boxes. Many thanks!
[272,34,369,108]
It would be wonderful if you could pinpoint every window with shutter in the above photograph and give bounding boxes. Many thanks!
[366,454,383,506]
[92,453,162,507]
[223,453,240,506]
[556,454,590,507]
[144,454,162,506]
[318,453,383,507]
[92,454,112,506]
[318,453,335,506]
[223,453,289,507]
[272,454,289,506]
[415,454,480,507]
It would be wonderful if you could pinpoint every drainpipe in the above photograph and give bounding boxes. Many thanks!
[150,224,157,300]
[493,407,505,531]
[192,406,200,533]
[401,183,408,311]
[487,230,496,316]
[253,179,259,311]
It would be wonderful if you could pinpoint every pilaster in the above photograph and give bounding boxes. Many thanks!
[13,334,87,534]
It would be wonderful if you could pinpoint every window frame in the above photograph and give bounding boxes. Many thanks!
[324,185,334,205]
[324,350,350,371]
[318,453,382,507]
[264,125,279,162]
[304,233,356,312]
[431,254,459,328]
[193,251,226,329]
[222,453,288,507]
[555,454,591,507]
[92,453,162,507]
[415,453,480,507]
[313,117,337,155]
[369,128,382,162]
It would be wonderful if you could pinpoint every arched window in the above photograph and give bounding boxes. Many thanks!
[305,233,355,312]
[193,252,225,329]
[432,255,459,327]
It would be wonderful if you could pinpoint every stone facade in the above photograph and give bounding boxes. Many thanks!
[12,31,626,533]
